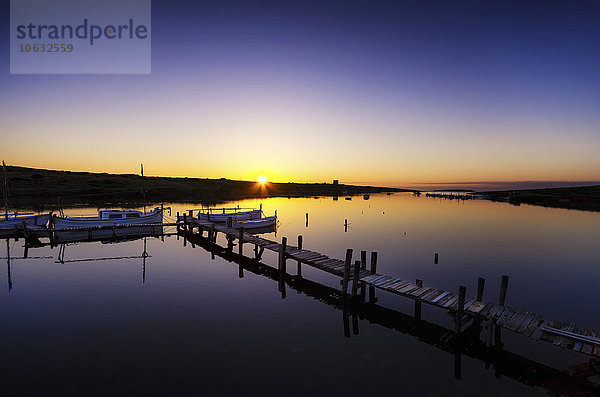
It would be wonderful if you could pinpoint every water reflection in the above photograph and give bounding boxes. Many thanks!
[182,228,599,395]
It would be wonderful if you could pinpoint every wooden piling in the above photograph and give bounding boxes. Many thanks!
[238,227,244,257]
[351,260,361,298]
[434,253,439,264]
[305,212,309,227]
[455,285,466,333]
[370,252,378,274]
[297,235,303,277]
[476,277,486,301]
[278,237,287,273]
[415,279,423,320]
[360,250,366,270]
[342,249,353,295]
[499,275,509,306]
[368,252,377,302]
[278,237,287,297]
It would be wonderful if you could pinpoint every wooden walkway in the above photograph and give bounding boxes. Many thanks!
[182,217,600,357]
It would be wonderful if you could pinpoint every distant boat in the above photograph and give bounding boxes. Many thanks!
[232,215,277,230]
[345,197,352,201]
[52,207,163,229]
[363,194,370,200]
[386,192,393,195]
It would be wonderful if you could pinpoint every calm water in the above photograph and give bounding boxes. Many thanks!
[1,193,599,396]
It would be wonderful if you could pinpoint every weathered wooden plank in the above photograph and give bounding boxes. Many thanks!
[524,314,544,337]
[390,281,412,291]
[496,307,515,327]
[505,311,529,331]
[431,291,450,304]
[466,301,487,314]
[436,293,455,306]
[385,280,410,290]
[560,323,576,349]
[462,298,476,310]
[379,277,403,288]
[364,275,388,284]
[478,303,494,317]
[398,283,420,294]
[423,289,445,302]
[515,311,537,334]
[411,287,432,297]
[442,295,459,308]
[371,276,395,286]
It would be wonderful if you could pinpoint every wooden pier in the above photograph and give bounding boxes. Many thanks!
[179,216,600,358]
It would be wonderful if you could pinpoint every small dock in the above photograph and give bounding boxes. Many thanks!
[178,215,600,358]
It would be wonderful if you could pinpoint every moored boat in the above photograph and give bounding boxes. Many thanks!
[232,215,277,230]
[52,207,163,229]
[179,207,263,222]
[0,213,51,235]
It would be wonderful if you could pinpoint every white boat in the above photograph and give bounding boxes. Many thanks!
[52,207,163,229]
[196,209,262,222]
[0,213,50,235]
[232,215,277,230]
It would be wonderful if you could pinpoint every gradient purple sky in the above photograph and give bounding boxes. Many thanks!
[2,0,599,188]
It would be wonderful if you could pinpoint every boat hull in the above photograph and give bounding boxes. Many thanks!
[53,210,163,229]
[232,216,277,230]
[0,214,50,236]
[196,209,262,222]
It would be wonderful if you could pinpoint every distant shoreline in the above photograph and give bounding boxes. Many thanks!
[2,165,408,210]
[475,185,600,212]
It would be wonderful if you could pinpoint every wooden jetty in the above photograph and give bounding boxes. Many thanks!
[179,215,600,358]
[184,233,600,395]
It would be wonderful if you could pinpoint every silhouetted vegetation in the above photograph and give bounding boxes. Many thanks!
[2,165,407,209]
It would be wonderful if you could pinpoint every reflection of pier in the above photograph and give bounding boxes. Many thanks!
[179,216,600,359]
[183,230,599,395]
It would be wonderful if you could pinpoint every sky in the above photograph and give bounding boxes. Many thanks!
[1,0,599,188]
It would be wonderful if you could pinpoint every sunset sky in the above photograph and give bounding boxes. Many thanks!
[1,0,599,187]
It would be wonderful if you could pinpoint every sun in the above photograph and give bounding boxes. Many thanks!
[257,175,268,184]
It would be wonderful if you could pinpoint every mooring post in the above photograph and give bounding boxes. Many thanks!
[360,250,366,270]
[209,224,215,252]
[342,249,353,295]
[499,275,509,306]
[434,252,439,264]
[297,235,303,277]
[176,211,180,233]
[238,227,244,258]
[278,237,287,297]
[112,224,116,239]
[455,285,466,333]
[351,260,361,298]
[188,209,193,218]
[476,277,486,301]
[368,251,378,302]
[344,219,348,232]
[305,212,309,227]
[415,279,423,319]
[278,237,287,273]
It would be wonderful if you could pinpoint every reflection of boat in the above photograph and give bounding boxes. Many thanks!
[52,207,163,229]
[54,225,163,243]
[232,215,277,230]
